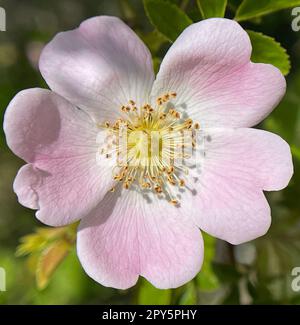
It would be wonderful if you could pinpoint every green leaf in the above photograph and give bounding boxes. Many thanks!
[16,224,77,290]
[143,0,193,42]
[228,0,242,11]
[36,240,71,290]
[138,279,171,304]
[153,57,162,74]
[197,0,227,18]
[179,282,197,305]
[139,30,167,55]
[235,0,300,22]
[16,227,70,256]
[291,145,300,161]
[212,262,241,283]
[247,30,290,76]
[264,85,300,145]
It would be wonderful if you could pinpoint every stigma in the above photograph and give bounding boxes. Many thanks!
[99,92,199,205]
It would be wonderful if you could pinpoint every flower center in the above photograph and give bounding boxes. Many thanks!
[99,93,199,205]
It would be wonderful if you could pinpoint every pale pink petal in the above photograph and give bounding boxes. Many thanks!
[13,164,40,210]
[39,16,154,122]
[151,18,286,128]
[4,88,114,226]
[77,189,203,289]
[185,128,293,244]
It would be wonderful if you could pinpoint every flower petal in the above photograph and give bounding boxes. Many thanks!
[77,188,203,289]
[151,18,286,128]
[13,164,40,210]
[39,16,154,122]
[4,88,114,226]
[187,128,293,244]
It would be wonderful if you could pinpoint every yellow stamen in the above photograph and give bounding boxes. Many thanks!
[99,92,198,205]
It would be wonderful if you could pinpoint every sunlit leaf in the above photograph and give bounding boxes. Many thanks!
[26,254,39,274]
[16,233,47,256]
[197,0,227,18]
[36,240,71,290]
[247,30,290,76]
[33,250,91,305]
[16,227,68,256]
[16,225,77,257]
[235,0,300,22]
[143,0,193,42]
[138,279,171,304]
[16,224,77,290]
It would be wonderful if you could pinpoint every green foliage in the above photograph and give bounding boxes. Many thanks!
[32,250,89,305]
[138,278,171,304]
[247,30,291,76]
[212,262,241,284]
[235,0,300,21]
[36,240,71,289]
[252,210,300,303]
[263,72,300,147]
[143,0,193,42]
[138,30,165,73]
[227,0,242,11]
[152,57,162,74]
[197,234,220,290]
[16,224,77,289]
[179,282,197,304]
[140,30,167,55]
[197,0,227,18]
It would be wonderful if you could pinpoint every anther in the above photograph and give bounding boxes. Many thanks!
[167,176,176,185]
[179,179,185,187]
[167,166,174,174]
[154,185,163,193]
[142,182,151,189]
[170,199,178,205]
[163,94,170,101]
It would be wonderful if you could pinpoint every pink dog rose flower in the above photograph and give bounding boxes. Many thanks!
[4,16,293,289]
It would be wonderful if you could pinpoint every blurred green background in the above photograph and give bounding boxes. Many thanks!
[1,0,300,305]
